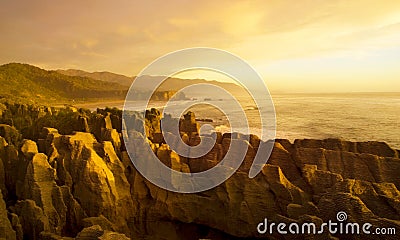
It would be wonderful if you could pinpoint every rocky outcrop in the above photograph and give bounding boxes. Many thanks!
[0,104,134,239]
[0,124,21,146]
[0,188,16,239]
[0,106,399,239]
[150,91,187,101]
[75,225,129,240]
[126,111,400,239]
[130,137,400,239]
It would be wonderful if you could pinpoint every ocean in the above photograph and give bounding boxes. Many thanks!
[115,92,400,149]
[272,93,400,148]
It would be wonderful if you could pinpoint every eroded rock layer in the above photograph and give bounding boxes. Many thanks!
[0,104,398,240]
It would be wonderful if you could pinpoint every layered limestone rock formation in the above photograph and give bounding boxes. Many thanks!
[0,104,398,239]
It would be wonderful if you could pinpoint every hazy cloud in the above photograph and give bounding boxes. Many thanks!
[0,0,399,91]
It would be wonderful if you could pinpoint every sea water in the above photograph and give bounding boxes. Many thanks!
[123,93,400,149]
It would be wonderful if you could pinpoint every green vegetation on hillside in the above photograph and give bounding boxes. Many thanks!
[57,69,134,86]
[57,68,242,94]
[0,63,128,104]
[0,63,242,105]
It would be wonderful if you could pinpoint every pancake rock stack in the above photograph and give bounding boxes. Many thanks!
[0,104,398,239]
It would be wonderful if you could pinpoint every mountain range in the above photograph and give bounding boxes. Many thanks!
[0,63,242,105]
[0,63,127,104]
[57,69,133,86]
[57,68,243,95]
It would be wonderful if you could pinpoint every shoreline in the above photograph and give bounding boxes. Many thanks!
[73,99,125,110]
[70,101,400,150]
[0,103,399,239]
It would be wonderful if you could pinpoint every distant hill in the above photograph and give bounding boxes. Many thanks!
[57,69,133,86]
[57,69,244,97]
[0,63,127,104]
[0,63,244,105]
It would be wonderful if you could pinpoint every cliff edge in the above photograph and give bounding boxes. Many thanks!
[0,104,398,239]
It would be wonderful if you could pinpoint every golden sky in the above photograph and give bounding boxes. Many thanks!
[1,0,400,92]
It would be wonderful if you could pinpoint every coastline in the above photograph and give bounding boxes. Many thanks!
[69,92,400,150]
[0,103,399,239]
[73,99,125,110]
